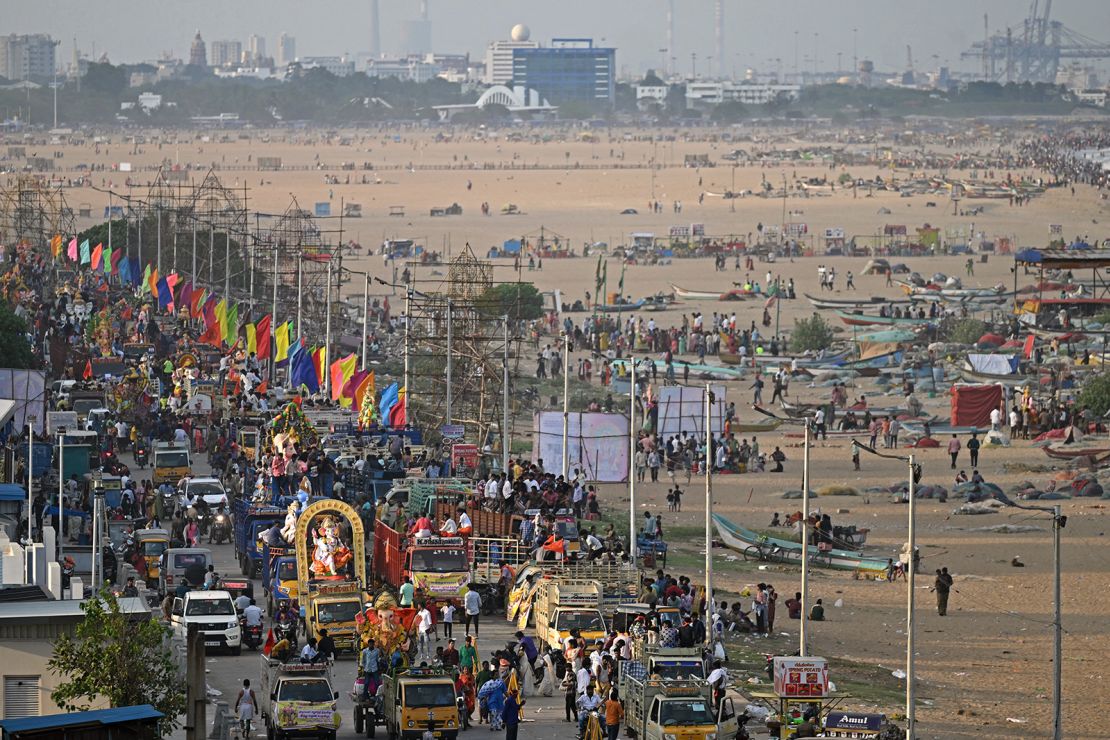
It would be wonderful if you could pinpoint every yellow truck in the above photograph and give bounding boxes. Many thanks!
[259,656,341,740]
[532,578,607,650]
[152,441,191,486]
[619,662,740,740]
[382,667,461,740]
[295,499,369,654]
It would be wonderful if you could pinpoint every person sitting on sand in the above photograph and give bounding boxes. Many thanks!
[808,599,825,621]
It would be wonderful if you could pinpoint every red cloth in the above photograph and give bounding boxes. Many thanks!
[950,384,1002,427]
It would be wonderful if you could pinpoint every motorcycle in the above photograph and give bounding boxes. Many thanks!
[240,615,263,651]
[209,512,230,544]
[134,446,148,469]
[275,615,299,651]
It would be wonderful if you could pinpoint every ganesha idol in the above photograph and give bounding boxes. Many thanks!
[310,514,353,578]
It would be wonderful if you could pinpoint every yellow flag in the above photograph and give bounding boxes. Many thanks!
[214,299,227,342]
[246,323,257,354]
[275,321,291,364]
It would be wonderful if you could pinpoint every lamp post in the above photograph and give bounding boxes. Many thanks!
[56,426,66,566]
[704,385,714,642]
[25,414,35,547]
[628,361,637,553]
[562,331,570,479]
[91,471,103,591]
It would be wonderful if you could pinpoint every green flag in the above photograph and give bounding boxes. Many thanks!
[224,302,239,345]
[102,245,112,275]
[141,263,152,293]
[79,239,90,265]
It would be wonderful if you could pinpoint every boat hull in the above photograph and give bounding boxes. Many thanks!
[713,514,886,573]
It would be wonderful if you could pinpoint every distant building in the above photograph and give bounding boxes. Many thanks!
[484,25,538,85]
[0,34,58,81]
[636,84,668,103]
[685,80,800,108]
[278,33,296,67]
[248,34,266,65]
[1076,89,1108,107]
[365,57,439,83]
[511,38,615,106]
[188,31,207,67]
[297,55,355,77]
[209,40,242,68]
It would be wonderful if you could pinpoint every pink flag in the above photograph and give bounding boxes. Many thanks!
[67,237,78,261]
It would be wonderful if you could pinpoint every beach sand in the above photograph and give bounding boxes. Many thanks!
[37,127,1110,737]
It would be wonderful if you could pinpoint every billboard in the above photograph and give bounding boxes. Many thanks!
[533,411,629,482]
[0,369,47,435]
[655,385,727,439]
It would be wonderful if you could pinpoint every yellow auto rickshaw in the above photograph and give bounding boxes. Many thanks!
[135,528,169,583]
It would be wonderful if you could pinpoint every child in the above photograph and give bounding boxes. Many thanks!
[440,600,455,639]
[851,440,861,472]
[665,489,675,512]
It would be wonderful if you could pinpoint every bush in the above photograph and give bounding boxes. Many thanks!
[1078,374,1110,417]
[477,282,544,321]
[790,314,834,353]
[946,318,989,345]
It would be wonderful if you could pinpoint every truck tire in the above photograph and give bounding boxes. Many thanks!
[354,706,364,734]
[232,644,242,657]
[445,733,457,740]
[367,717,376,738]
[386,723,397,740]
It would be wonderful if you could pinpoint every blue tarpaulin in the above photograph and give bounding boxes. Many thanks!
[502,239,522,254]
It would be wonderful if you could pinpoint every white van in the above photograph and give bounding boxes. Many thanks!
[171,590,242,655]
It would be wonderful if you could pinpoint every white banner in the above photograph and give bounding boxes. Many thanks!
[655,385,727,439]
[532,411,630,483]
[0,369,47,434]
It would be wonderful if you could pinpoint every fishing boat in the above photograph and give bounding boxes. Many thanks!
[1041,442,1110,463]
[734,418,783,433]
[671,284,752,301]
[835,309,934,328]
[956,366,1037,386]
[595,299,645,312]
[609,358,746,380]
[719,352,743,365]
[804,293,911,310]
[713,514,887,574]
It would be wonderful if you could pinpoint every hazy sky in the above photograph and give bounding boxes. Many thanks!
[9,0,1110,78]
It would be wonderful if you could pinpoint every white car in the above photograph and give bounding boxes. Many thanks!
[171,590,241,654]
[180,477,229,510]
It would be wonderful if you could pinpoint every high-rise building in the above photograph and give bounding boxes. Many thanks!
[512,38,615,105]
[484,25,538,85]
[248,34,266,64]
[0,34,58,81]
[210,40,242,68]
[188,31,207,67]
[278,33,296,67]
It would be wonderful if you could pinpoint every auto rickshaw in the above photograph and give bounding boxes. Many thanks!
[238,427,259,462]
[134,528,170,583]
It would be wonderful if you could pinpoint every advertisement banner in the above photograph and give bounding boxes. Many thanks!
[451,444,478,478]
[532,411,630,482]
[773,657,829,698]
[275,703,340,730]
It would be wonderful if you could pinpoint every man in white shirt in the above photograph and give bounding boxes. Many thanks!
[243,600,264,628]
[463,588,482,636]
[416,605,433,658]
[707,659,729,708]
[989,407,1002,432]
[575,664,592,695]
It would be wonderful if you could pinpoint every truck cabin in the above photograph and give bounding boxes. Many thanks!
[651,695,717,728]
[408,540,469,574]
[550,608,606,635]
[646,658,705,681]
[312,596,363,629]
[276,677,338,703]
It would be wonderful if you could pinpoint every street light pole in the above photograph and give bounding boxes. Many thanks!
[628,361,637,553]
[562,331,570,479]
[800,419,811,656]
[324,260,333,398]
[403,287,411,426]
[502,316,510,475]
[704,385,713,640]
[26,415,35,548]
[1052,505,1063,740]
[361,273,370,371]
[446,299,453,424]
[906,454,917,740]
[56,430,65,567]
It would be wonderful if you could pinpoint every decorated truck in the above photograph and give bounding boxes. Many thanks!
[619,661,740,740]
[373,522,472,600]
[259,657,341,740]
[296,499,369,654]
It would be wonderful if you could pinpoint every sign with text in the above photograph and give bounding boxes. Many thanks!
[773,657,829,698]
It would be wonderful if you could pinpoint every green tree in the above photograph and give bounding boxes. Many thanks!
[0,304,36,369]
[790,314,834,353]
[477,282,544,321]
[1079,373,1110,417]
[49,590,186,736]
[946,317,989,345]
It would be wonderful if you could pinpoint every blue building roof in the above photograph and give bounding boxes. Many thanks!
[0,705,163,736]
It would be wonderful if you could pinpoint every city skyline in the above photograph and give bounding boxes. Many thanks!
[8,0,1109,79]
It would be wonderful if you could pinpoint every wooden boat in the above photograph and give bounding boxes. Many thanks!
[609,359,746,380]
[595,300,645,312]
[713,514,886,574]
[835,309,933,328]
[805,293,910,310]
[734,418,783,433]
[671,284,752,301]
[957,366,1037,386]
[1041,442,1110,463]
[719,352,743,365]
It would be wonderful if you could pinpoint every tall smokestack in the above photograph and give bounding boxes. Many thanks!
[419,0,428,22]
[369,0,381,59]
[666,0,674,77]
[715,0,724,79]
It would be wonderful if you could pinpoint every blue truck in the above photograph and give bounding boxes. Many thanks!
[261,543,300,613]
[232,499,287,577]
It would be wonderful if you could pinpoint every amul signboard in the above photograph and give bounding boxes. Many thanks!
[772,657,829,698]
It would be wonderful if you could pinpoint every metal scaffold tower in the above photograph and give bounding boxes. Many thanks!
[0,176,76,250]
[405,245,524,447]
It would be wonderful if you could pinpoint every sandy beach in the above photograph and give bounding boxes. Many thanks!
[18,125,1110,738]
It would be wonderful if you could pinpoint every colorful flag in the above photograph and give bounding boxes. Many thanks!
[110,248,123,275]
[128,257,141,286]
[290,341,320,394]
[179,281,193,312]
[246,323,257,355]
[389,387,407,428]
[156,276,172,310]
[224,302,239,345]
[50,234,62,259]
[82,359,93,380]
[330,353,358,402]
[67,237,78,262]
[378,382,400,426]
[190,287,206,318]
[274,321,291,365]
[91,243,103,271]
[79,240,91,265]
[214,299,228,342]
[311,346,327,387]
[200,297,221,346]
[141,264,152,294]
[255,315,272,359]
[148,267,160,297]
[102,245,112,275]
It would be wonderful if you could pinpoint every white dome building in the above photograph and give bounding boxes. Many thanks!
[484,24,539,85]
[510,24,531,42]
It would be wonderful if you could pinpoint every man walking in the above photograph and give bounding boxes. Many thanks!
[933,567,954,616]
[464,586,482,636]
[967,434,981,467]
[947,435,961,469]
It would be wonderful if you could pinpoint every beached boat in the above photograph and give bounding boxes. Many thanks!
[713,514,886,574]
[719,352,743,365]
[671,284,752,301]
[835,309,934,328]
[609,358,746,380]
[595,300,645,312]
[734,418,783,433]
[957,366,1037,386]
[805,293,911,310]
[1041,442,1110,463]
